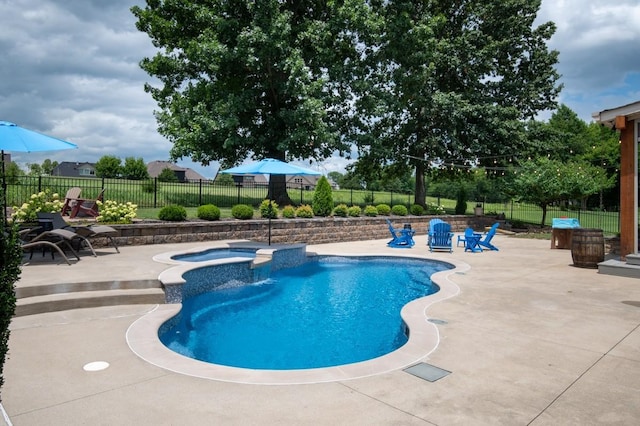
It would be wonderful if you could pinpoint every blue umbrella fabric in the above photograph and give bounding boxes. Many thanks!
[0,121,78,152]
[1,121,78,223]
[220,158,321,176]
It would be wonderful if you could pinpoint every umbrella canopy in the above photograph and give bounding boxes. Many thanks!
[220,158,321,245]
[1,121,78,224]
[220,158,321,176]
[0,121,78,152]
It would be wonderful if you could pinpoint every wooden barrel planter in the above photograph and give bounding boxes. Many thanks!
[571,228,604,268]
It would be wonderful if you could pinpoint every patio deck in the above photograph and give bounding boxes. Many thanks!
[3,234,640,425]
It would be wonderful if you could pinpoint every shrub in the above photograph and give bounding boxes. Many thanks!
[158,204,187,221]
[11,190,64,223]
[259,199,279,219]
[282,205,296,218]
[333,204,349,217]
[426,202,446,215]
[0,224,20,394]
[376,203,391,215]
[197,204,221,221]
[391,205,408,216]
[410,204,424,216]
[347,205,361,217]
[363,205,378,217]
[295,204,314,218]
[312,176,333,217]
[231,204,254,219]
[455,187,467,215]
[96,200,138,224]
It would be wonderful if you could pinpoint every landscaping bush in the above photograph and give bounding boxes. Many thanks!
[410,204,424,216]
[333,204,349,217]
[455,187,467,215]
[364,205,378,217]
[376,203,391,215]
[391,205,408,216]
[282,205,296,218]
[295,204,314,218]
[10,190,64,223]
[197,204,221,221]
[231,204,254,219]
[0,224,20,396]
[312,176,333,217]
[348,205,361,217]
[259,199,279,219]
[96,200,138,224]
[426,202,446,215]
[158,204,187,221]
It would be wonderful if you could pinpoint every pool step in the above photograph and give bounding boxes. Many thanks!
[15,280,165,317]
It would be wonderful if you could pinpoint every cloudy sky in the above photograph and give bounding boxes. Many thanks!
[1,0,639,178]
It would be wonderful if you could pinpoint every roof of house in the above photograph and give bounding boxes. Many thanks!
[52,161,96,177]
[147,160,208,181]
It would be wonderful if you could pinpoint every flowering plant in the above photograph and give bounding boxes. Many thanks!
[426,202,446,215]
[96,200,137,224]
[11,190,64,222]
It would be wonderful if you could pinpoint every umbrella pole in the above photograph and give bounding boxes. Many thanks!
[268,177,272,245]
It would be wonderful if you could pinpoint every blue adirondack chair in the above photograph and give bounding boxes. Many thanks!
[458,227,483,252]
[478,223,500,251]
[427,218,445,247]
[428,222,453,252]
[386,219,415,248]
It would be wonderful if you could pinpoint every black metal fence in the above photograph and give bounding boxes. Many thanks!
[4,175,620,235]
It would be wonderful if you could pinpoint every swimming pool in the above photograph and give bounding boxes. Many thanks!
[171,248,257,262]
[159,256,450,370]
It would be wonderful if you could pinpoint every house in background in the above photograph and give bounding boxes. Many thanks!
[147,160,208,182]
[52,161,97,178]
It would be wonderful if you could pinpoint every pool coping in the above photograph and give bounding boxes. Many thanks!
[127,249,469,385]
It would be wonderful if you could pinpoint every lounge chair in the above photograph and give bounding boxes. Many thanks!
[61,187,82,216]
[37,212,119,253]
[386,219,415,248]
[19,228,82,265]
[478,223,500,251]
[428,222,454,252]
[70,189,104,218]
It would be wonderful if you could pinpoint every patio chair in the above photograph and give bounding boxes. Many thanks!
[428,222,454,253]
[19,228,82,265]
[37,212,119,253]
[70,189,104,218]
[60,187,82,216]
[386,219,415,248]
[457,227,484,253]
[478,223,500,251]
[427,218,445,246]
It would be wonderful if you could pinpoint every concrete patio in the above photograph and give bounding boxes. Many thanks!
[2,234,640,425]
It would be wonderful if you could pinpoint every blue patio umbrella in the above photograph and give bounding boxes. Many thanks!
[1,121,78,223]
[221,158,321,244]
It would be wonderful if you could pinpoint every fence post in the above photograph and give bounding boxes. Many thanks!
[390,190,393,206]
[237,184,241,205]
[198,179,203,206]
[153,177,158,208]
[38,175,42,193]
[300,182,303,204]
[350,188,353,206]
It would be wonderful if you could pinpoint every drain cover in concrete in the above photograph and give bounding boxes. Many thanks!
[404,363,451,382]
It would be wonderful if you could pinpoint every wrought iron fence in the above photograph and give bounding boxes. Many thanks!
[5,175,620,235]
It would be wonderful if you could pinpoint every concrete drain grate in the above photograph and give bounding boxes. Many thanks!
[404,363,451,382]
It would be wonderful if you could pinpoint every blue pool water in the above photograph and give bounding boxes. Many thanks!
[172,248,257,262]
[160,256,450,370]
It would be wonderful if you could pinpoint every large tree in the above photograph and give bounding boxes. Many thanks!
[132,0,369,204]
[352,0,561,206]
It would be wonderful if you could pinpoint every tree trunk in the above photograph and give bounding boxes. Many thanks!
[268,174,293,206]
[540,203,547,227]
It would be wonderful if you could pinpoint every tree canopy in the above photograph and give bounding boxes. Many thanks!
[132,0,369,204]
[352,0,561,206]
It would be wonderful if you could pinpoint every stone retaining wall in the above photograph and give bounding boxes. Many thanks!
[103,215,498,247]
